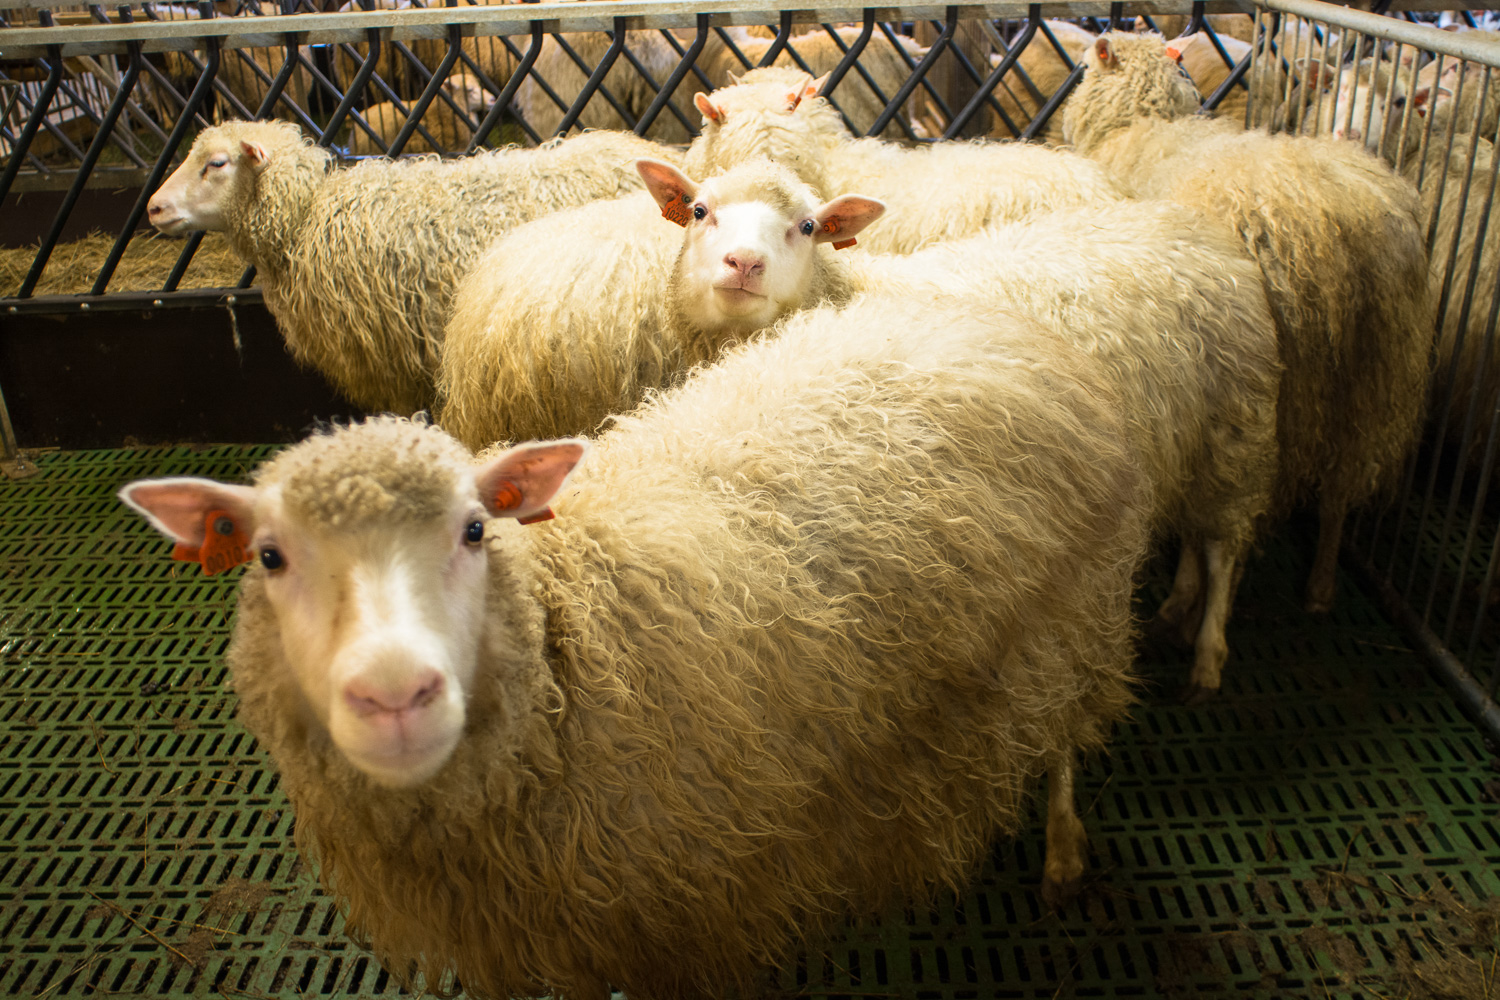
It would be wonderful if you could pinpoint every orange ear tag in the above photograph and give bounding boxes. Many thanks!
[821,219,856,251]
[494,479,556,526]
[661,196,692,227]
[1165,46,1181,62]
[171,509,251,576]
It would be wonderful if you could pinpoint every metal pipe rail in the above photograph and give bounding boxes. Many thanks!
[0,0,1263,58]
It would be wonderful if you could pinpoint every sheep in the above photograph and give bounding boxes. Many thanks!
[349,72,492,156]
[435,159,884,451]
[681,69,1123,255]
[118,293,1153,996]
[144,119,677,414]
[162,43,314,122]
[441,155,1279,699]
[1167,31,1260,123]
[1137,12,1256,44]
[1062,31,1432,617]
[713,26,930,139]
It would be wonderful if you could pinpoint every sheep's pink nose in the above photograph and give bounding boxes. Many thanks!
[344,670,445,718]
[1334,126,1361,142]
[724,252,765,277]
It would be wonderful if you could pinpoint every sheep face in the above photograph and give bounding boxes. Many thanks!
[148,120,306,234]
[119,420,586,788]
[637,158,883,334]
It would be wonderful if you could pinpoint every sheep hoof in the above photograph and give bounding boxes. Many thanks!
[1179,681,1220,706]
[1040,872,1084,912]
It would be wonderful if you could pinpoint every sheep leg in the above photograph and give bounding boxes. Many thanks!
[1305,495,1347,614]
[1040,751,1088,911]
[1182,538,1237,706]
[1154,541,1205,647]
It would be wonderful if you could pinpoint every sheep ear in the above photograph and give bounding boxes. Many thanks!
[239,140,270,168]
[475,439,588,523]
[813,194,885,250]
[725,69,742,86]
[1094,37,1118,69]
[119,478,258,574]
[693,92,724,125]
[636,158,699,227]
[1293,58,1337,90]
[803,72,830,101]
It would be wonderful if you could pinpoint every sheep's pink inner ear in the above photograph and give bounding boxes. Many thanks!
[813,195,885,248]
[636,158,699,227]
[1094,37,1117,69]
[119,478,257,548]
[805,72,831,101]
[239,140,269,168]
[693,92,723,125]
[476,439,588,521]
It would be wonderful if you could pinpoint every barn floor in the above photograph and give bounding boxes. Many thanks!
[3,444,1499,1000]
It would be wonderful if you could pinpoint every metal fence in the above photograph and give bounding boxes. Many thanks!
[4,0,1500,738]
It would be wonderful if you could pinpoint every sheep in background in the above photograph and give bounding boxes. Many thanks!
[1063,31,1432,618]
[1138,12,1256,44]
[349,72,492,156]
[442,155,1279,699]
[162,44,313,122]
[681,69,1122,254]
[145,119,677,414]
[119,293,1151,994]
[436,160,883,450]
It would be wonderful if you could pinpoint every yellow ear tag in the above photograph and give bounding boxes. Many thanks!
[171,509,251,576]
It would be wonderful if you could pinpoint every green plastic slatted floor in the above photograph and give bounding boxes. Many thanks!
[3,446,1498,1000]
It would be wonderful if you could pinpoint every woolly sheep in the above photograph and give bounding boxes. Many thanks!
[145,119,677,414]
[162,44,313,122]
[681,70,1123,254]
[1063,31,1432,616]
[119,292,1152,995]
[349,72,492,156]
[435,160,884,450]
[982,20,1095,142]
[443,155,1279,698]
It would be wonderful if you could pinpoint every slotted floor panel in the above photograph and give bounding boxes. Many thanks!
[3,447,1498,1000]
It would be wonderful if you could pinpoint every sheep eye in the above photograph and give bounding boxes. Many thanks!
[465,520,485,544]
[800,219,816,236]
[259,546,284,571]
[692,204,707,221]
[1393,96,1407,108]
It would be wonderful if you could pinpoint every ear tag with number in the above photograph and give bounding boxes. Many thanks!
[661,195,693,227]
[171,509,251,576]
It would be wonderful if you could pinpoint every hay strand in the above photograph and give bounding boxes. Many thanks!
[1,230,248,298]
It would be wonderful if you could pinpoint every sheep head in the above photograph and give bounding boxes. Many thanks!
[637,157,882,335]
[119,417,585,789]
[681,71,844,195]
[1061,32,1203,153]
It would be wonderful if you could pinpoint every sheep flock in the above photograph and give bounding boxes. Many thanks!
[117,12,1500,999]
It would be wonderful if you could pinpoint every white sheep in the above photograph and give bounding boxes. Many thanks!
[145,119,678,414]
[1063,31,1432,618]
[119,290,1152,995]
[681,69,1123,254]
[349,72,492,156]
[435,159,884,450]
[440,155,1280,700]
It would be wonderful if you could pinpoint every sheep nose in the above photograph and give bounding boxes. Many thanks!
[1334,126,1361,142]
[724,252,765,277]
[146,200,163,219]
[344,670,445,718]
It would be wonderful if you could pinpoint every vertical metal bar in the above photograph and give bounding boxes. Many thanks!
[868,5,956,137]
[554,17,628,136]
[636,13,709,137]
[946,9,1034,138]
[19,44,144,299]
[0,375,36,479]
[469,21,543,151]
[819,11,877,102]
[91,41,221,296]
[0,44,63,208]
[391,24,464,155]
[320,28,383,144]
[757,10,796,69]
